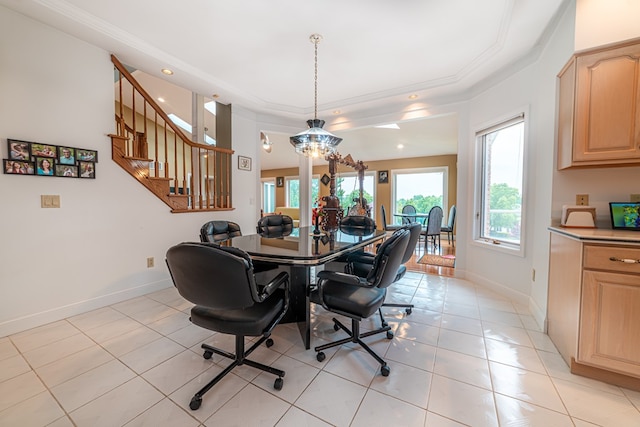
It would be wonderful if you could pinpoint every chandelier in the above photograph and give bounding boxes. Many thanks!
[290,34,342,158]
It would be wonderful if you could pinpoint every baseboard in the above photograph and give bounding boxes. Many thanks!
[463,271,530,306]
[528,297,547,332]
[0,279,172,338]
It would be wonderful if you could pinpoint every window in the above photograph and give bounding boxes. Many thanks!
[335,172,375,217]
[262,179,275,213]
[475,114,525,250]
[286,177,319,208]
[392,168,447,224]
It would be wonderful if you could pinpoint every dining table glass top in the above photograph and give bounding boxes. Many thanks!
[226,225,387,265]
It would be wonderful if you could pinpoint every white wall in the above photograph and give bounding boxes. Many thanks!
[575,0,640,50]
[0,7,256,336]
[459,2,576,325]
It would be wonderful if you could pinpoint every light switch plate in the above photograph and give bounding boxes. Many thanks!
[41,195,60,208]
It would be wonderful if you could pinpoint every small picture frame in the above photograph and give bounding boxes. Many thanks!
[79,161,95,178]
[35,157,55,176]
[31,143,57,158]
[378,170,389,184]
[4,159,35,175]
[321,173,330,186]
[276,177,284,187]
[58,147,76,165]
[8,139,31,160]
[77,149,98,162]
[238,155,252,171]
[55,164,78,178]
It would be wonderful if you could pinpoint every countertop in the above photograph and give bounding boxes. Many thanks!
[549,225,640,244]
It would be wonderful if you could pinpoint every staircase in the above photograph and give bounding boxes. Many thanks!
[110,55,234,212]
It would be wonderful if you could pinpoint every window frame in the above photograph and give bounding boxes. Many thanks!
[472,111,527,256]
[391,167,449,224]
[285,175,320,208]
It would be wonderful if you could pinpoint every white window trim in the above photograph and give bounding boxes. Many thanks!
[390,166,449,220]
[471,108,528,257]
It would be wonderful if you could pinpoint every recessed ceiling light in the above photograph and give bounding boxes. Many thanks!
[333,110,341,115]
[408,94,418,99]
[157,97,165,103]
[211,94,220,99]
[161,68,174,75]
[397,144,404,149]
[375,123,400,129]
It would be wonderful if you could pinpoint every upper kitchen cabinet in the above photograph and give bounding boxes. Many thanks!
[557,38,640,169]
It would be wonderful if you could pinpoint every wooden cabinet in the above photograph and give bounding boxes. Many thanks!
[547,231,640,389]
[579,245,640,377]
[557,38,640,169]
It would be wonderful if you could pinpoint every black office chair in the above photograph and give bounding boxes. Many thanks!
[346,222,422,325]
[401,204,417,224]
[422,206,443,252]
[440,205,456,246]
[311,228,410,376]
[381,205,402,231]
[165,242,289,410]
[199,220,242,243]
[257,214,294,236]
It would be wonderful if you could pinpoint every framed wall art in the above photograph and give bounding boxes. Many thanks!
[3,138,98,179]
[238,155,252,171]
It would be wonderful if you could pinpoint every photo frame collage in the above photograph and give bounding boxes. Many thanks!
[4,139,98,179]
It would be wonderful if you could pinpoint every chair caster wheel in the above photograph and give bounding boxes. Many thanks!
[203,350,213,360]
[381,365,390,377]
[189,396,202,410]
[386,331,394,339]
[274,377,283,390]
[316,352,326,362]
[333,323,340,331]
[406,308,412,315]
[266,338,274,347]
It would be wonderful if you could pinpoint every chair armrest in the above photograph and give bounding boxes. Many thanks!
[258,271,289,301]
[346,251,375,265]
[317,270,365,287]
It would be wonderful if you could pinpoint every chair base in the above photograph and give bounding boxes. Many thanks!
[314,317,392,377]
[189,334,285,410]
[378,303,413,326]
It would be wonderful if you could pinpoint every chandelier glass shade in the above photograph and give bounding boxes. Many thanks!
[290,34,342,157]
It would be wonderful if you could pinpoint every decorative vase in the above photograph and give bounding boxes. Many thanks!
[313,215,321,234]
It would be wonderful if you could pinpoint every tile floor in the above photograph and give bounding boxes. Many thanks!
[1,270,640,426]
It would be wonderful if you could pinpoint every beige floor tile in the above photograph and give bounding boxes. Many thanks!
[0,391,64,427]
[69,377,163,427]
[350,389,426,426]
[203,384,290,427]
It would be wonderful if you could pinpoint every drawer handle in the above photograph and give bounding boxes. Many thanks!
[609,256,640,264]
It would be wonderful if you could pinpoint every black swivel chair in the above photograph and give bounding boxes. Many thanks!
[199,220,242,243]
[257,214,294,236]
[165,242,289,410]
[440,205,456,246]
[422,206,443,252]
[311,228,410,376]
[381,205,402,231]
[346,222,422,325]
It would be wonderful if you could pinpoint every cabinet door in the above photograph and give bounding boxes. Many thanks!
[579,270,640,377]
[573,43,640,163]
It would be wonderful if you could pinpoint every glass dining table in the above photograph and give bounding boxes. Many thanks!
[226,225,387,349]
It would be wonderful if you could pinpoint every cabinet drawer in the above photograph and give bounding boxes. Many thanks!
[584,245,640,274]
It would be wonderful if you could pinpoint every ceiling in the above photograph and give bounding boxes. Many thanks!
[1,0,567,169]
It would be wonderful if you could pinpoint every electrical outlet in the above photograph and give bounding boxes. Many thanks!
[631,194,640,203]
[576,194,589,206]
[147,257,154,268]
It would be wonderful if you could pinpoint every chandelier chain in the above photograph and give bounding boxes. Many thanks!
[313,36,318,120]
